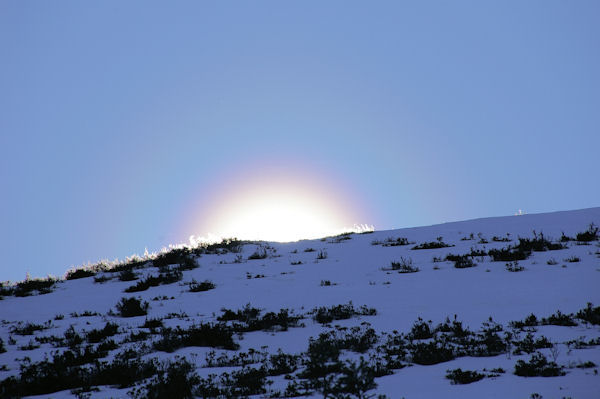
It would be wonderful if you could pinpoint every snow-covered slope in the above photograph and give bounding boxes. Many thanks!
[1,208,599,398]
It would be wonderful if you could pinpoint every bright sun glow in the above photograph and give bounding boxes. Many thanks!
[187,171,371,243]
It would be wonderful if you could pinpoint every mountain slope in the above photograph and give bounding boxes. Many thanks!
[1,208,599,398]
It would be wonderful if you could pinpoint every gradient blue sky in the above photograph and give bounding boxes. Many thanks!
[1,1,599,282]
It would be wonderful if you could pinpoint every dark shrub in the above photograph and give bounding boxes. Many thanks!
[334,358,378,398]
[153,323,238,352]
[466,319,506,357]
[488,246,530,262]
[223,367,268,397]
[505,261,525,272]
[116,297,149,317]
[514,352,565,377]
[93,275,111,283]
[119,270,137,281]
[152,248,193,269]
[435,317,472,339]
[188,279,215,292]
[125,271,182,292]
[65,268,96,280]
[218,304,302,332]
[408,318,433,340]
[267,350,300,376]
[510,313,539,329]
[14,277,57,297]
[412,241,452,250]
[10,322,51,336]
[372,237,410,246]
[313,302,376,324]
[133,358,199,399]
[512,333,552,355]
[446,368,485,384]
[576,303,600,325]
[177,256,198,271]
[389,257,419,273]
[198,238,243,254]
[516,231,565,252]
[576,223,599,242]
[0,346,158,397]
[301,333,342,381]
[410,340,455,365]
[453,255,476,269]
[141,318,164,330]
[85,322,119,343]
[218,304,261,323]
[542,310,577,326]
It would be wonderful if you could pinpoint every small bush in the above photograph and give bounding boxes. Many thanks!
[116,297,149,317]
[506,261,525,272]
[132,358,199,399]
[408,318,433,340]
[10,321,51,336]
[312,302,376,324]
[453,255,476,269]
[372,237,409,246]
[576,223,599,242]
[546,258,558,265]
[119,270,137,281]
[13,277,57,297]
[65,268,97,280]
[85,322,120,343]
[542,310,577,326]
[153,323,238,352]
[218,304,302,332]
[93,275,111,283]
[446,368,485,384]
[564,256,580,263]
[489,247,530,262]
[512,333,553,355]
[510,313,539,329]
[516,231,565,252]
[125,271,182,292]
[576,303,600,325]
[514,352,565,377]
[198,238,243,254]
[410,340,455,365]
[188,279,215,292]
[389,257,419,273]
[412,240,452,250]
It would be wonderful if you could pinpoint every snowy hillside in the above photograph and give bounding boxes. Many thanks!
[1,208,599,398]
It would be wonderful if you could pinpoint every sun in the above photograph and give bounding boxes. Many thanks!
[186,169,370,243]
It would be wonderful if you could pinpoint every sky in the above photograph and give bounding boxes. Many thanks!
[1,1,599,282]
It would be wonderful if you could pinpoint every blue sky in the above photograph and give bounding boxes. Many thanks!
[1,1,599,282]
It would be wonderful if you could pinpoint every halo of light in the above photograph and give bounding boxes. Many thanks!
[181,164,372,243]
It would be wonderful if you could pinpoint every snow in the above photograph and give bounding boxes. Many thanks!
[1,207,599,398]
